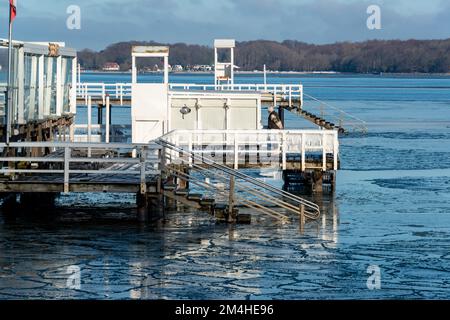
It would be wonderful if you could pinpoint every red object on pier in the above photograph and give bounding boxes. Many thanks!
[10,0,17,22]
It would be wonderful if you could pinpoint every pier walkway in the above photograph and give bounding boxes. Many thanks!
[76,82,304,107]
[76,82,367,134]
[0,129,338,223]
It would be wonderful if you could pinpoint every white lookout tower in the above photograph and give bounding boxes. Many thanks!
[214,39,235,86]
[131,46,170,143]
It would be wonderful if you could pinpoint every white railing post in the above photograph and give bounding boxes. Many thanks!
[120,84,124,106]
[282,131,287,170]
[322,132,327,171]
[289,87,292,108]
[84,84,88,105]
[300,84,304,108]
[234,133,239,170]
[87,96,92,157]
[334,132,339,170]
[106,96,110,143]
[102,83,106,105]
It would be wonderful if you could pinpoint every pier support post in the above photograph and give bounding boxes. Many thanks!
[7,147,16,180]
[148,193,164,221]
[282,170,332,195]
[69,123,75,143]
[300,204,305,233]
[1,193,19,213]
[312,171,323,193]
[19,193,57,212]
[136,192,149,222]
[177,166,190,190]
[105,96,110,143]
[331,171,337,194]
[136,192,164,223]
[228,176,236,222]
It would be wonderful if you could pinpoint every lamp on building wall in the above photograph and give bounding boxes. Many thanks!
[180,105,191,119]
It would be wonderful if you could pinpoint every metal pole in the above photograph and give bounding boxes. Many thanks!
[77,63,81,84]
[6,15,14,144]
[230,47,234,85]
[87,96,92,157]
[263,64,267,90]
[105,96,110,143]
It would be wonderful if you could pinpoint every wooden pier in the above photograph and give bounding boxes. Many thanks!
[0,142,163,221]
[0,128,337,223]
[0,40,354,225]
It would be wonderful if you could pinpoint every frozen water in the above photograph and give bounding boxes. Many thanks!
[1,74,450,299]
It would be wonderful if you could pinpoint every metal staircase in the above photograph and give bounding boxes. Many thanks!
[286,92,368,134]
[156,139,321,224]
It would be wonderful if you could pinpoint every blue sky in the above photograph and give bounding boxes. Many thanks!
[0,0,449,50]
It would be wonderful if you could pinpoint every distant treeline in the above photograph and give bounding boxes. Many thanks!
[78,39,450,73]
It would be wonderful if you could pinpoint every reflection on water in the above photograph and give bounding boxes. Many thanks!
[0,195,341,300]
[316,195,339,245]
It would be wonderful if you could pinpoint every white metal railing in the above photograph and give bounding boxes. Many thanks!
[74,124,131,143]
[77,82,132,105]
[302,92,368,133]
[76,82,303,107]
[161,129,339,171]
[157,138,321,222]
[0,86,6,120]
[0,142,161,194]
[169,83,303,106]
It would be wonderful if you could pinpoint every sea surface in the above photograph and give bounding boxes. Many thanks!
[1,73,450,299]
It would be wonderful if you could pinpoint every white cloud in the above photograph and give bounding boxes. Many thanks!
[0,0,448,50]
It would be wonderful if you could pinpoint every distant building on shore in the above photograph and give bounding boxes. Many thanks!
[102,62,120,71]
[172,65,183,72]
[191,65,213,72]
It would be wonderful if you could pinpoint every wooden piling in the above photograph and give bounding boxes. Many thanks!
[300,204,306,233]
[228,176,236,222]
[136,192,148,222]
[136,192,164,223]
[313,171,324,193]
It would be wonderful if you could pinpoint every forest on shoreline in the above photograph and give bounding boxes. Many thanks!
[78,39,450,74]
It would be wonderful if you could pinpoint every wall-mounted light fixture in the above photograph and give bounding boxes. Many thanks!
[180,105,192,119]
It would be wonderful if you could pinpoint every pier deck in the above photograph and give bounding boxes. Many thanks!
[0,130,337,222]
[0,142,161,194]
[0,171,160,193]
[75,82,367,134]
[0,129,338,196]
[76,83,304,107]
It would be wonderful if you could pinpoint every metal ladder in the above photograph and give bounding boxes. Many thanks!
[288,92,368,134]
[156,139,320,223]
